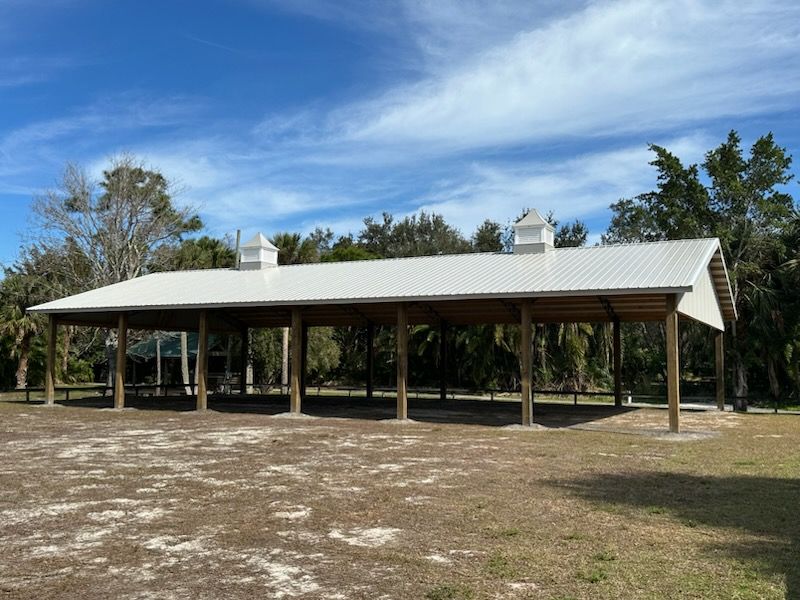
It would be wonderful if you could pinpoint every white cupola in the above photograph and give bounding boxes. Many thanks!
[239,233,279,270]
[512,209,555,254]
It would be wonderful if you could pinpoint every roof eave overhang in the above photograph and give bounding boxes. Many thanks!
[29,286,695,315]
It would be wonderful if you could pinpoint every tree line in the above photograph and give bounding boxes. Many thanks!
[1,131,797,403]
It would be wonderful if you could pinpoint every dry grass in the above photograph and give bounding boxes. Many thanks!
[0,395,798,599]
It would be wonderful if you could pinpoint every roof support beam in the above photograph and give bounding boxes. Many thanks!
[414,302,442,324]
[114,313,128,410]
[715,329,725,411]
[290,308,303,414]
[214,309,248,333]
[196,310,208,411]
[500,299,521,322]
[666,294,680,433]
[598,296,618,321]
[396,302,409,420]
[338,304,369,325]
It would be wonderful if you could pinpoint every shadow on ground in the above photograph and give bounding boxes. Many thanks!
[35,393,637,428]
[553,471,800,597]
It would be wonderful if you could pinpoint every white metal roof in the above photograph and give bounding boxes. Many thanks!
[30,238,734,322]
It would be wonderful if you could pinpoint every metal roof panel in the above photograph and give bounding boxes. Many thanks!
[30,238,731,314]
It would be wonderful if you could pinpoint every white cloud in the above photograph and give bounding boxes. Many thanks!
[412,134,712,234]
[0,94,204,180]
[326,0,800,155]
[3,0,797,246]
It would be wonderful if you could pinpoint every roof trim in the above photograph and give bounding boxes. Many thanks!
[30,285,695,315]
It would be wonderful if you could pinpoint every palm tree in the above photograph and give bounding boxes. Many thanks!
[556,322,594,389]
[0,273,45,389]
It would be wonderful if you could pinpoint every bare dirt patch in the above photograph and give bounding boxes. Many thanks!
[0,397,797,599]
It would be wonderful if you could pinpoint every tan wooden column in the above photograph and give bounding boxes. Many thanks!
[196,310,209,411]
[114,313,128,410]
[365,322,374,400]
[396,303,408,420]
[45,315,57,405]
[665,294,680,433]
[290,308,303,413]
[715,329,725,411]
[613,318,622,407]
[520,301,533,426]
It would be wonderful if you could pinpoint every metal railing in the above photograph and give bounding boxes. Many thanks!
[250,384,627,405]
[19,382,201,402]
[13,383,796,413]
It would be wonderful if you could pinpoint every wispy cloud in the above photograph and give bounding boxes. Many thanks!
[0,94,205,180]
[321,0,800,155]
[182,33,248,56]
[413,134,712,234]
[0,55,85,88]
[3,0,798,247]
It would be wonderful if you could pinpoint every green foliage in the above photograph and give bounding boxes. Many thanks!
[425,584,475,600]
[606,130,798,399]
[0,250,55,388]
[170,236,236,270]
[271,231,319,265]
[577,567,609,583]
[305,327,340,382]
[472,219,504,252]
[321,235,379,262]
[36,155,202,287]
[484,552,518,579]
[555,220,589,248]
[359,211,471,257]
[250,328,283,385]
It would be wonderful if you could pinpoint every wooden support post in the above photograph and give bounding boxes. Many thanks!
[439,320,448,402]
[239,328,249,395]
[613,318,622,407]
[300,323,308,400]
[715,329,725,411]
[290,308,303,413]
[520,302,533,426]
[114,313,128,410]
[366,322,374,400]
[45,315,57,405]
[396,303,408,420]
[665,294,680,433]
[196,310,208,411]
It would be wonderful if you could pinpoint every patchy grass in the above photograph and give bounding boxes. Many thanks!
[0,396,798,598]
[425,583,475,600]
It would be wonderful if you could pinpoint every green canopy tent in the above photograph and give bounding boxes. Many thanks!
[127,332,222,359]
[127,333,227,393]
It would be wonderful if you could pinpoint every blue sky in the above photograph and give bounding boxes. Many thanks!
[1,0,799,265]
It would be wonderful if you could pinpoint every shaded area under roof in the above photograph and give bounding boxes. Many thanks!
[128,333,224,359]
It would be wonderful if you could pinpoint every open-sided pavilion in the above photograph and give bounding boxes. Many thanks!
[29,212,736,432]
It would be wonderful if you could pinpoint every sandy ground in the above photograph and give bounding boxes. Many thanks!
[0,396,797,599]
